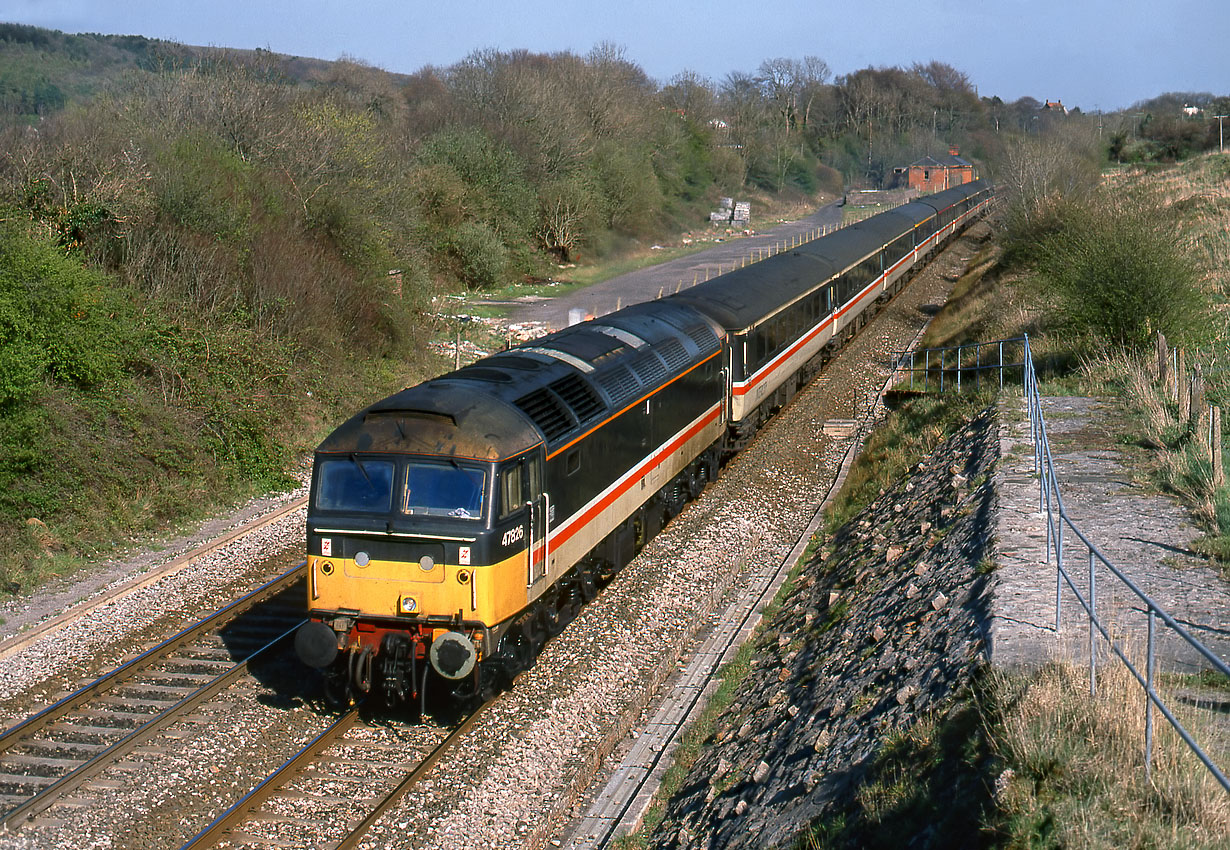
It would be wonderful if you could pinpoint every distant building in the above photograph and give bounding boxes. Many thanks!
[902,145,976,193]
[1183,104,1202,117]
[1043,100,1068,114]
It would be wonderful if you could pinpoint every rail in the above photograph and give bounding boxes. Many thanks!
[1023,335,1230,791]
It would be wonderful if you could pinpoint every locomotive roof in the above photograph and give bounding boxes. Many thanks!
[316,381,543,462]
[317,300,724,459]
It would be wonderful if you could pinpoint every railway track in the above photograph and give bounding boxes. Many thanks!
[0,563,307,832]
[567,320,925,849]
[182,699,492,850]
[0,225,988,849]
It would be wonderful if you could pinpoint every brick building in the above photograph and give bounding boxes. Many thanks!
[902,145,976,192]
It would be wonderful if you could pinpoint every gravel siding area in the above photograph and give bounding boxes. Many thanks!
[0,488,308,727]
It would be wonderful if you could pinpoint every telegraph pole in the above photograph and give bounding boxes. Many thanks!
[1215,115,1228,153]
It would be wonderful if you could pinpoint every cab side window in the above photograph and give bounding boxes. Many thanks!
[499,465,523,519]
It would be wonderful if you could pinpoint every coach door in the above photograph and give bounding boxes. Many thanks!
[528,455,548,587]
[499,453,547,593]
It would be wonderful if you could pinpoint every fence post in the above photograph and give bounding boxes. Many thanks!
[1177,349,1188,414]
[1190,364,1205,438]
[1146,609,1156,779]
[1213,404,1225,487]
[1155,330,1168,388]
[1088,548,1097,697]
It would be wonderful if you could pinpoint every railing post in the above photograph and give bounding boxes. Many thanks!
[957,346,962,392]
[1053,508,1063,633]
[940,349,945,393]
[1088,548,1097,697]
[1145,608,1156,780]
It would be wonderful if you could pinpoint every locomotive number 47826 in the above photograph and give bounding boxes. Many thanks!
[501,525,525,547]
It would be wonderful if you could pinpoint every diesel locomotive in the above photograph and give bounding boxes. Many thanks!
[293,178,993,706]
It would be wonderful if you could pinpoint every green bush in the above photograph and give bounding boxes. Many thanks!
[447,220,509,289]
[0,222,129,404]
[1033,194,1207,350]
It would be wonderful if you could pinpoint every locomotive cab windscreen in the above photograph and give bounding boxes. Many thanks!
[313,455,491,522]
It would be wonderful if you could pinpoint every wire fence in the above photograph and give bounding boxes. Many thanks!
[897,333,1230,790]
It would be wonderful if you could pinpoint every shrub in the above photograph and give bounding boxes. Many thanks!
[0,222,130,403]
[1033,193,1207,350]
[447,220,509,289]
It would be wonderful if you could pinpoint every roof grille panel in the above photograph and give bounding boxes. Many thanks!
[628,351,667,388]
[686,323,720,353]
[656,339,691,374]
[595,365,639,407]
[549,374,604,425]
[514,388,575,443]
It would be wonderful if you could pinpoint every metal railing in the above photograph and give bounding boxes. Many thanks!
[890,336,1028,394]
[1019,335,1230,791]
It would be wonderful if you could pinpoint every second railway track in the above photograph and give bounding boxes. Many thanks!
[0,565,308,834]
[183,699,489,850]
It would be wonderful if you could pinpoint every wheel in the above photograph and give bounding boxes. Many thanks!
[322,670,351,710]
[577,566,598,603]
[543,601,569,637]
[498,625,532,674]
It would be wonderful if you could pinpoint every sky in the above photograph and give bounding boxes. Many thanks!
[2,0,1227,112]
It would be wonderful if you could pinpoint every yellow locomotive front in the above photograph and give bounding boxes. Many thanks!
[293,381,546,707]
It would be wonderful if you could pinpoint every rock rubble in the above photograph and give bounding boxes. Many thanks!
[648,406,1001,849]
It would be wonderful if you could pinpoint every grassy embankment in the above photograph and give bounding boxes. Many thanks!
[0,36,838,599]
[0,174,829,602]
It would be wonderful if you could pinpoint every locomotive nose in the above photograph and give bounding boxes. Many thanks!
[295,621,340,668]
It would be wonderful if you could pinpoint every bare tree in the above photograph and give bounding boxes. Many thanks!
[660,70,717,126]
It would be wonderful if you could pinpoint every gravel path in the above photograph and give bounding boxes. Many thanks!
[992,394,1230,673]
